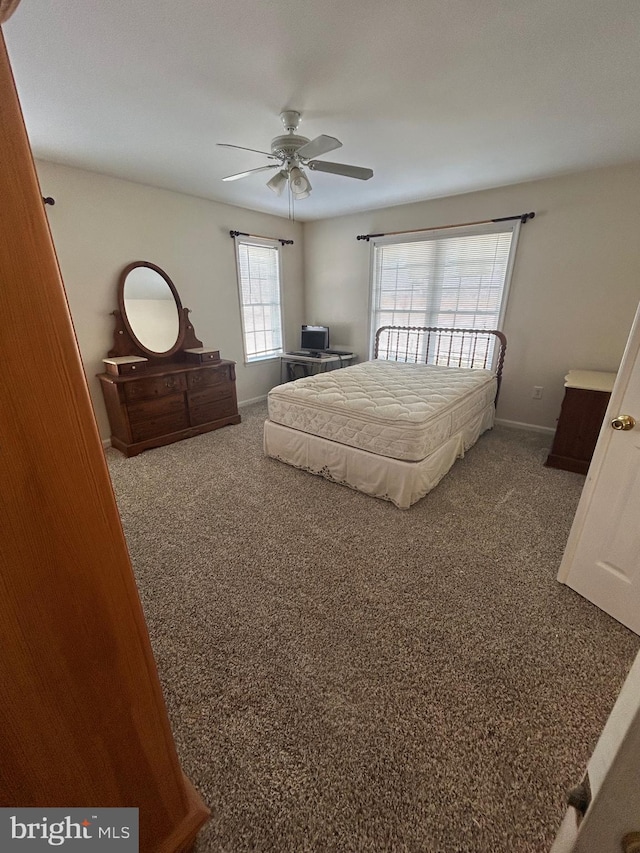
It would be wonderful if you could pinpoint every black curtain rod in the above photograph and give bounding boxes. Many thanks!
[356,211,535,242]
[230,229,294,246]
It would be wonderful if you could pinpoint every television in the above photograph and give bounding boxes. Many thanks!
[301,325,330,353]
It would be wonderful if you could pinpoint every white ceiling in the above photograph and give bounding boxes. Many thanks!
[4,0,640,221]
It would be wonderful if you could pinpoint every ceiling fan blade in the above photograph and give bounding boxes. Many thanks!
[308,160,373,180]
[222,165,279,182]
[297,135,342,160]
[217,143,278,159]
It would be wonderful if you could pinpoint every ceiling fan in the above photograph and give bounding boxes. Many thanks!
[218,110,373,200]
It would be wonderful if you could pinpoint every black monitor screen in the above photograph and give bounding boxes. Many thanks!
[301,325,329,352]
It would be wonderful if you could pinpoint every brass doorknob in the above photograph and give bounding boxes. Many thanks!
[621,832,640,853]
[611,414,636,431]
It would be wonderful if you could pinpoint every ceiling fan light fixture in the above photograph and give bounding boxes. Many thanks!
[289,166,311,196]
[266,169,288,196]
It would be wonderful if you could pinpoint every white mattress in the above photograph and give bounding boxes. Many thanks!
[267,360,497,462]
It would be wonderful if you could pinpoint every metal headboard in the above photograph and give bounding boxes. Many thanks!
[374,325,507,400]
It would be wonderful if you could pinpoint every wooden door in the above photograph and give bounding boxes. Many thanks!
[0,25,208,852]
[557,301,640,635]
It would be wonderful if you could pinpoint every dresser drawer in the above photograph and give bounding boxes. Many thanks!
[188,386,232,407]
[127,393,187,425]
[131,409,189,442]
[124,372,187,401]
[186,365,230,390]
[189,395,237,426]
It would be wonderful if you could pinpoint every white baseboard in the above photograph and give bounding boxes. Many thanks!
[495,418,555,436]
[102,437,111,449]
[239,394,268,408]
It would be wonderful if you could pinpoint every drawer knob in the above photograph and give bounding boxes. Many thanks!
[611,414,635,431]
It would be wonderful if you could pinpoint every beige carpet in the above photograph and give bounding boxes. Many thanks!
[106,403,639,853]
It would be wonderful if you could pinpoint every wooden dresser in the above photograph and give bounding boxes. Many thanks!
[99,260,241,456]
[99,358,240,456]
[545,370,616,474]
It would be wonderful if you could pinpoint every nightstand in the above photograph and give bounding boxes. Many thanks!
[545,370,616,474]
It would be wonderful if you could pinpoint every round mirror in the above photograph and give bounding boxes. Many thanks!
[119,262,182,355]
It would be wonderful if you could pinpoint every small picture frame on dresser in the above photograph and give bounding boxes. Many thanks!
[184,347,221,364]
[102,355,149,376]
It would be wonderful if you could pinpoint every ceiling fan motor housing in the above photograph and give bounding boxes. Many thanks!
[270,134,310,159]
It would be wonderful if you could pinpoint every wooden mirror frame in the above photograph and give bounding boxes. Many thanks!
[109,261,202,360]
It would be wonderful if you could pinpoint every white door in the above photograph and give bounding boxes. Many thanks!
[557,301,640,635]
[551,647,640,853]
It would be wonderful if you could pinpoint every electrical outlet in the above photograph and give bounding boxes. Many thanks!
[532,386,543,400]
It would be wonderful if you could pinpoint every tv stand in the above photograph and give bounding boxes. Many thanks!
[281,352,355,383]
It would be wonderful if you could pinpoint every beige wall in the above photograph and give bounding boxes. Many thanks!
[37,161,304,439]
[303,163,640,429]
[40,160,640,438]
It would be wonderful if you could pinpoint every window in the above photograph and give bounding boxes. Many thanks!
[235,236,284,362]
[370,222,519,366]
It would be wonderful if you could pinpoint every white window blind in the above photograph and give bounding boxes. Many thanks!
[235,237,283,362]
[370,222,519,366]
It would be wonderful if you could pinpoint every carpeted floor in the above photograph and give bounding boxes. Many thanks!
[106,402,638,853]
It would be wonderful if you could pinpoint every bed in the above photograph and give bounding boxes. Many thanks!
[264,326,507,508]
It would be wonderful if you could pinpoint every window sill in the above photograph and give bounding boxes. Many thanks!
[245,354,282,366]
